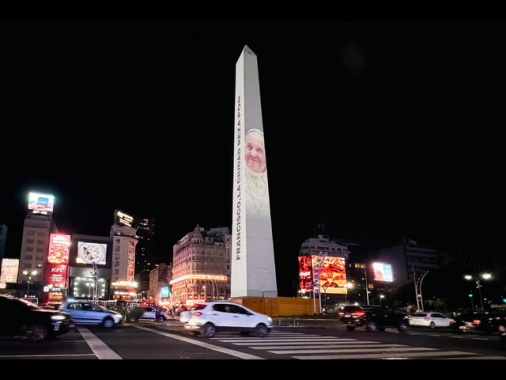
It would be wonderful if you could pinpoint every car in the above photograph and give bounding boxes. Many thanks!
[0,295,74,342]
[408,311,454,329]
[179,300,273,338]
[59,300,123,328]
[450,311,506,334]
[128,306,168,322]
[338,305,368,326]
[342,305,409,332]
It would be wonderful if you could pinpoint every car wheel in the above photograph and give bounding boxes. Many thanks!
[346,325,356,331]
[398,322,409,332]
[429,322,436,329]
[102,318,115,329]
[254,324,269,337]
[25,323,49,342]
[200,322,216,338]
[156,316,165,322]
[365,321,377,332]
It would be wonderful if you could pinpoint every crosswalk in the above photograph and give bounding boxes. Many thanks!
[211,331,506,360]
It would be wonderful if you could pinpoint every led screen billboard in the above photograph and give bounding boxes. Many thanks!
[298,256,313,292]
[312,255,347,294]
[48,234,71,264]
[372,262,393,282]
[0,258,19,283]
[76,242,107,265]
[44,264,68,287]
[27,191,55,213]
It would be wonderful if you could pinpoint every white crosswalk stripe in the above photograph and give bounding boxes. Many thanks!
[213,331,506,360]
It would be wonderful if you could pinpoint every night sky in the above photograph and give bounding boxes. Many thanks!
[1,22,504,296]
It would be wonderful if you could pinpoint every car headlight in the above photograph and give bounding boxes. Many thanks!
[51,315,67,321]
[267,317,273,324]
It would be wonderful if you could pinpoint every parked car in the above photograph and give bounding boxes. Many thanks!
[342,305,409,332]
[408,311,454,329]
[59,300,123,328]
[0,295,74,342]
[179,300,273,338]
[128,306,168,322]
[450,311,506,334]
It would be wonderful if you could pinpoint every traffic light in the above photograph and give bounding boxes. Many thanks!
[469,293,473,298]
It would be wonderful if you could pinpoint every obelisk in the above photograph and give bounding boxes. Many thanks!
[231,45,278,298]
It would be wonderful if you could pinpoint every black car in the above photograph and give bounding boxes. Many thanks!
[342,305,409,332]
[0,295,74,342]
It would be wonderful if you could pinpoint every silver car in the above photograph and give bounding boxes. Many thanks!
[60,300,123,328]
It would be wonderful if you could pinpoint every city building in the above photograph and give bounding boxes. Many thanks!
[170,225,231,308]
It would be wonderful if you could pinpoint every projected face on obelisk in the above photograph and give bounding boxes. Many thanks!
[245,128,270,216]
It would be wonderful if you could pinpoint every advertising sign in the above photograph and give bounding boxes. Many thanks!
[48,234,71,264]
[0,258,19,283]
[44,264,68,287]
[372,262,393,282]
[27,191,55,213]
[76,242,107,265]
[312,255,347,295]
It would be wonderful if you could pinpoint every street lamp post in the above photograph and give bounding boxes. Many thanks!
[22,270,37,298]
[465,273,492,311]
[379,294,385,306]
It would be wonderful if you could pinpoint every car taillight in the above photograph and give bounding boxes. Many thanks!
[472,319,481,325]
[193,312,203,317]
[354,311,365,317]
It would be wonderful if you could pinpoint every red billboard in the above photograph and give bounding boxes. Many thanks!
[298,256,313,292]
[48,234,71,265]
[45,264,68,287]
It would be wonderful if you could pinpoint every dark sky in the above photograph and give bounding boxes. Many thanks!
[1,22,505,294]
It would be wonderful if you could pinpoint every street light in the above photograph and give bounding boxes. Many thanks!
[22,270,37,297]
[379,294,385,306]
[344,282,354,304]
[465,273,492,311]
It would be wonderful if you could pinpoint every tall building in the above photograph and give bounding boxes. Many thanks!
[231,45,277,298]
[134,217,157,297]
[170,225,231,307]
[17,212,57,300]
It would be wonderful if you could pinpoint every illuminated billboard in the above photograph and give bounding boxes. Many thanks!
[372,262,393,282]
[48,234,71,264]
[27,191,55,213]
[45,264,68,287]
[312,255,347,295]
[76,242,107,265]
[0,258,19,283]
[115,209,134,227]
[298,256,313,292]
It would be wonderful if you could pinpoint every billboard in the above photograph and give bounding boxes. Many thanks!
[298,256,313,292]
[76,242,107,265]
[48,234,71,264]
[115,209,134,227]
[44,264,68,287]
[312,255,347,295]
[372,262,394,282]
[0,258,19,283]
[27,191,55,213]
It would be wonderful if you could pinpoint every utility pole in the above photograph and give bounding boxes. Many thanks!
[84,248,99,304]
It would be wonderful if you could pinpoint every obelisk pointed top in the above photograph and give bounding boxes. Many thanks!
[242,45,255,55]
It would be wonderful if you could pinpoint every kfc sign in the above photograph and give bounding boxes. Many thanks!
[45,264,68,287]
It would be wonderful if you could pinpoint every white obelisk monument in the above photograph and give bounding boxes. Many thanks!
[231,45,278,298]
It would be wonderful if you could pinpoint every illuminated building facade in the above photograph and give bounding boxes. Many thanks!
[170,225,231,307]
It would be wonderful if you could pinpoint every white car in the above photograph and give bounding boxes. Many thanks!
[60,300,123,328]
[129,306,168,322]
[179,301,273,338]
[408,311,454,329]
